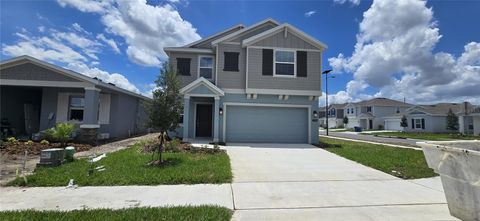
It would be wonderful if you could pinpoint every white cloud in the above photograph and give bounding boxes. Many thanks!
[38,26,46,33]
[97,33,120,54]
[304,10,316,17]
[328,0,480,104]
[334,0,361,6]
[57,0,201,66]
[2,29,140,93]
[71,23,91,35]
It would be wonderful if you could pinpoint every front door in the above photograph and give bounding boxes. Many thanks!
[195,104,213,137]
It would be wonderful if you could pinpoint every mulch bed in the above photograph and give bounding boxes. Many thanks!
[0,142,93,155]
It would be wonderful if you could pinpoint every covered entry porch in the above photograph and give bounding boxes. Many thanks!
[180,78,224,143]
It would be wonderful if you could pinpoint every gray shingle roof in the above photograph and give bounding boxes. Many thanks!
[354,98,412,107]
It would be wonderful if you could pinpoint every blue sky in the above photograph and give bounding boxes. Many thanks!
[1,0,479,104]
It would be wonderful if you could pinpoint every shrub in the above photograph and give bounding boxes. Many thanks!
[25,140,34,145]
[40,140,50,145]
[46,123,76,147]
[7,137,18,145]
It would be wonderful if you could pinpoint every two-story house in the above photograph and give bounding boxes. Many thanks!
[343,98,412,130]
[164,19,327,144]
[319,103,346,128]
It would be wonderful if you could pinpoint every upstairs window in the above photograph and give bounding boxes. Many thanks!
[199,56,213,79]
[176,58,191,76]
[69,96,84,121]
[366,106,372,112]
[223,52,239,72]
[415,118,422,129]
[274,50,295,77]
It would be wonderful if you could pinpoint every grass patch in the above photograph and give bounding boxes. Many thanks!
[8,143,232,187]
[0,206,232,221]
[320,137,436,179]
[367,131,479,141]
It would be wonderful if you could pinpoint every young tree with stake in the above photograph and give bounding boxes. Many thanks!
[145,62,182,165]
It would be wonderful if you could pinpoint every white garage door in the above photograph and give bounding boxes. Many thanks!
[385,119,402,131]
[225,105,309,143]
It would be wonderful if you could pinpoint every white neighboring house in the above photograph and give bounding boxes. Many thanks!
[385,102,474,133]
[459,104,480,135]
[319,103,346,128]
[343,98,412,130]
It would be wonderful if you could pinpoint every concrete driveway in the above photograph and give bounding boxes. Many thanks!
[227,143,457,221]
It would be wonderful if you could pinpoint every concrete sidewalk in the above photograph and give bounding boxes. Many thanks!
[0,184,233,211]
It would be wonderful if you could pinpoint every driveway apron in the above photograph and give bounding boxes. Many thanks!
[226,143,457,221]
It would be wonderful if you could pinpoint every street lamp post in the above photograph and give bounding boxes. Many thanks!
[322,70,333,136]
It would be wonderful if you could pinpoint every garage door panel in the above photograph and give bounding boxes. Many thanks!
[226,106,308,143]
[385,119,402,131]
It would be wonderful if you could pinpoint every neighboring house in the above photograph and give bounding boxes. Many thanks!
[460,104,480,135]
[319,103,346,128]
[0,56,149,141]
[343,98,412,130]
[384,102,472,133]
[164,18,326,144]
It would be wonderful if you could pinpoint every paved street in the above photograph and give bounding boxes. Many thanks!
[319,130,423,146]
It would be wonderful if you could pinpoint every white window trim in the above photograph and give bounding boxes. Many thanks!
[198,55,214,80]
[68,95,85,122]
[273,49,296,78]
[414,118,423,129]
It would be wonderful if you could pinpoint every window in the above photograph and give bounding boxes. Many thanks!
[274,50,295,76]
[176,58,191,76]
[223,52,239,72]
[179,114,184,125]
[415,118,422,129]
[69,96,85,121]
[347,109,350,114]
[366,106,372,113]
[199,56,213,79]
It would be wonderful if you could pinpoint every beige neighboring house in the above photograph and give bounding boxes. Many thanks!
[343,98,412,130]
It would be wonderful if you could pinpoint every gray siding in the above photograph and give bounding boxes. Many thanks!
[217,43,246,89]
[252,31,318,50]
[169,52,216,88]
[247,48,321,91]
[98,93,147,138]
[0,63,81,82]
[230,23,277,42]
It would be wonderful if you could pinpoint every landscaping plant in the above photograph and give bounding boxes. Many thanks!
[343,116,349,125]
[46,123,76,148]
[145,62,182,165]
[446,108,459,131]
[400,115,408,131]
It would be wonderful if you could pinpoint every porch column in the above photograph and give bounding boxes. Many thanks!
[83,87,100,125]
[459,115,465,134]
[182,96,190,142]
[80,87,100,144]
[213,97,220,143]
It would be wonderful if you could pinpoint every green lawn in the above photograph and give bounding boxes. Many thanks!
[367,131,479,141]
[0,206,232,221]
[8,143,232,187]
[320,137,436,179]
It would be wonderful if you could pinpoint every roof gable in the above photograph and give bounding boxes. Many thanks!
[0,55,149,100]
[211,18,280,45]
[180,77,225,96]
[185,24,244,49]
[242,24,328,50]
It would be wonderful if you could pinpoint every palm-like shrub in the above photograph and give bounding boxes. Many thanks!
[46,123,76,147]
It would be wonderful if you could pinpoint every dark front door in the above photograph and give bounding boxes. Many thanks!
[369,119,373,130]
[195,104,213,137]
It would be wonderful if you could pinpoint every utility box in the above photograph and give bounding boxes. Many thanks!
[38,148,65,167]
